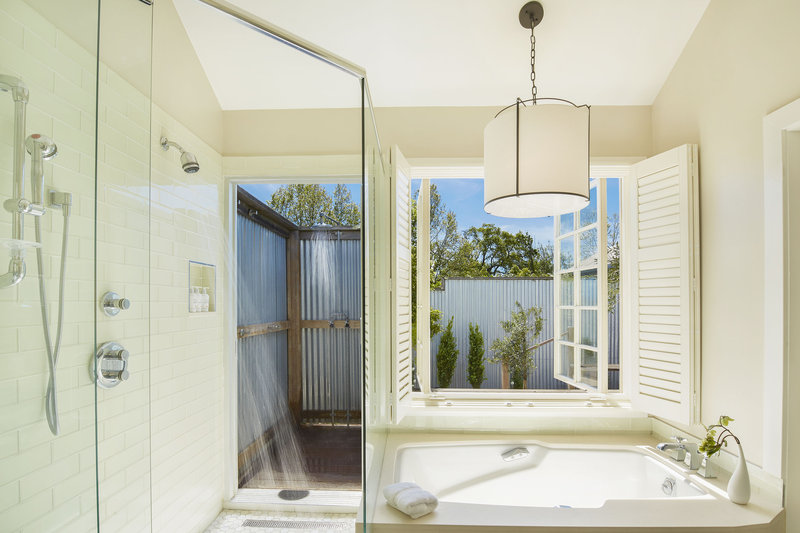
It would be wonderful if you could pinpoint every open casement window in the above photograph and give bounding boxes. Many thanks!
[554,179,609,391]
[390,146,413,421]
[628,144,700,425]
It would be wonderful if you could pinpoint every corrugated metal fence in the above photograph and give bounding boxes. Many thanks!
[300,236,362,416]
[237,215,289,451]
[430,278,620,390]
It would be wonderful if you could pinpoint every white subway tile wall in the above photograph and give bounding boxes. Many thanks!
[0,1,99,532]
[1,1,226,532]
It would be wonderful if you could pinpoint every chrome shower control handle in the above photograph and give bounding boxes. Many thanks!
[101,291,131,316]
[93,342,130,388]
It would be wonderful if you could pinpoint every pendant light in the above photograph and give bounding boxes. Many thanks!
[483,1,590,218]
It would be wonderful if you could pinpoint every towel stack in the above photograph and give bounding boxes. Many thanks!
[383,482,438,519]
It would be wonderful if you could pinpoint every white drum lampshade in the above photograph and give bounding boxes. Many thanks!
[483,102,590,218]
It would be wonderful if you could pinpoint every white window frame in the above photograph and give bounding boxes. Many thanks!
[410,163,633,402]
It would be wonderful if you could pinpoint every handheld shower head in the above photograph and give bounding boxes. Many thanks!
[0,74,29,102]
[26,134,58,205]
[161,136,200,174]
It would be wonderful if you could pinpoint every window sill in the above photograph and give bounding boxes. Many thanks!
[397,393,648,432]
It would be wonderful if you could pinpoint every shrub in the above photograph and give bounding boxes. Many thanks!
[467,323,486,388]
[436,316,458,388]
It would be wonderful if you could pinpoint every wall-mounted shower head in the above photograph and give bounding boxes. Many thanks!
[160,136,200,173]
[0,74,29,102]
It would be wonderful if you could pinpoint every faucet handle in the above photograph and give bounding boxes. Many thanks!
[671,435,687,443]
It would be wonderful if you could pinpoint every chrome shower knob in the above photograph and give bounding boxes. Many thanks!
[93,342,131,388]
[101,291,131,316]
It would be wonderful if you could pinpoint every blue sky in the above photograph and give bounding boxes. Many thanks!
[242,179,620,244]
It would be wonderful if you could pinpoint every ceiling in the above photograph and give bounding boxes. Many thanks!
[173,0,710,111]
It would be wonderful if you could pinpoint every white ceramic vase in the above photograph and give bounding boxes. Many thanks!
[727,442,750,505]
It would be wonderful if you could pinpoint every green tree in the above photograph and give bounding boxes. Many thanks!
[436,316,458,388]
[465,223,552,277]
[488,302,545,389]
[332,184,360,226]
[269,184,360,227]
[467,323,486,389]
[607,213,620,309]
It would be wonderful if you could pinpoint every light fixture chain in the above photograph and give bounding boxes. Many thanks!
[530,17,537,103]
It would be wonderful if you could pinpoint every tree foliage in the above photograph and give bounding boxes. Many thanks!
[488,302,544,389]
[465,223,553,277]
[467,323,486,389]
[269,184,360,227]
[436,316,458,388]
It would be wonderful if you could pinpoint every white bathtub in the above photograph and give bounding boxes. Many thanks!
[396,442,707,508]
[362,433,783,532]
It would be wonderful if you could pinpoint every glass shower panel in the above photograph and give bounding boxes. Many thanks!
[95,0,153,530]
[0,1,99,531]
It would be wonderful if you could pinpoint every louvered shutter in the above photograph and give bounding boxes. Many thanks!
[391,146,413,421]
[630,144,700,425]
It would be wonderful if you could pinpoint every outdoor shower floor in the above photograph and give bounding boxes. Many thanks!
[243,425,361,491]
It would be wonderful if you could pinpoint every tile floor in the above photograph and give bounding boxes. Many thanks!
[204,510,356,533]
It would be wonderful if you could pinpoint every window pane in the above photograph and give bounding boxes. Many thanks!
[609,301,620,391]
[580,186,597,227]
[559,345,575,381]
[559,236,575,270]
[560,272,574,305]
[580,349,598,388]
[580,309,597,347]
[580,269,598,306]
[559,212,574,235]
[560,309,574,342]
[579,228,598,266]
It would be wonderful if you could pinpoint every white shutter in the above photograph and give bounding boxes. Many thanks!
[390,146,413,421]
[629,144,700,425]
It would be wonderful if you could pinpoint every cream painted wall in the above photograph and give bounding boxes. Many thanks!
[152,0,224,152]
[651,0,800,468]
[222,105,652,159]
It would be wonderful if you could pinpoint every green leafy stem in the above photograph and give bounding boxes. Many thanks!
[699,415,740,457]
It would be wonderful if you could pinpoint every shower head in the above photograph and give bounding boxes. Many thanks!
[0,74,29,102]
[160,136,200,174]
[26,134,58,205]
[25,134,58,160]
[180,151,200,173]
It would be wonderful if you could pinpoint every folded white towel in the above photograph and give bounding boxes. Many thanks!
[383,482,438,519]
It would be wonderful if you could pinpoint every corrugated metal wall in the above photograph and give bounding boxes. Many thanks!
[237,215,289,451]
[430,278,621,390]
[300,236,362,416]
[430,278,563,390]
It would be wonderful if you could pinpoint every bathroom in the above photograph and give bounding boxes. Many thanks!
[0,0,798,532]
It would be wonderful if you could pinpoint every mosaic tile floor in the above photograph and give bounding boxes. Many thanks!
[205,510,356,533]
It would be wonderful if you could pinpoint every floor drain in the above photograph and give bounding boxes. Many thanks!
[277,489,310,501]
[242,519,349,529]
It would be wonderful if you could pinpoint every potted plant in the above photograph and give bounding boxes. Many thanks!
[467,323,486,389]
[488,302,544,389]
[699,415,750,504]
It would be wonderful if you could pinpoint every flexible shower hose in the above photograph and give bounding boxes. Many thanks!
[35,208,70,436]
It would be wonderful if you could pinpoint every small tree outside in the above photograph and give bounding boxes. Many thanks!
[467,323,486,388]
[436,316,458,388]
[488,302,545,389]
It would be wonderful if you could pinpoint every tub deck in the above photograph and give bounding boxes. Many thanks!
[359,433,784,532]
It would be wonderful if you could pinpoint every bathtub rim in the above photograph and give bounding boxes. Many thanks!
[360,432,783,532]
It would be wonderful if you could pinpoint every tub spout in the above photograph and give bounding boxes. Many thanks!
[657,438,703,470]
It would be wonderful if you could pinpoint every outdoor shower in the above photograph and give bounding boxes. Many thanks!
[1,73,72,436]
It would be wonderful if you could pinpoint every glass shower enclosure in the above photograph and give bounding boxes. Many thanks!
[1,0,380,531]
